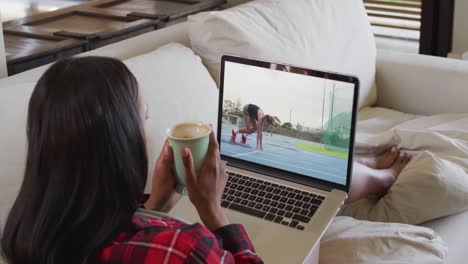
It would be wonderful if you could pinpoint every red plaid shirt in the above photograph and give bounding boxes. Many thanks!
[97,212,263,263]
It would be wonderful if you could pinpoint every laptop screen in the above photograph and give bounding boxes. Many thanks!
[219,57,358,187]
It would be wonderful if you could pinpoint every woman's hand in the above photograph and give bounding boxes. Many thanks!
[182,130,229,230]
[144,140,181,212]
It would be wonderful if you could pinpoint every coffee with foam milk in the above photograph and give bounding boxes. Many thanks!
[169,123,211,140]
[167,123,212,195]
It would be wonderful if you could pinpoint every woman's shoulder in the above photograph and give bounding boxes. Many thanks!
[97,214,217,263]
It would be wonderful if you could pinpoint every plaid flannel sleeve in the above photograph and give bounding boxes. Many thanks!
[213,224,263,264]
[186,224,263,264]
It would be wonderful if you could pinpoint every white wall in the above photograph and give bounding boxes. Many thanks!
[0,10,7,78]
[452,0,468,55]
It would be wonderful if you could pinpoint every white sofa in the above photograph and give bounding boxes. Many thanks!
[1,19,468,264]
[0,13,7,79]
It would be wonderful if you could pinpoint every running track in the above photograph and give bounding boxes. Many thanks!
[220,125,348,185]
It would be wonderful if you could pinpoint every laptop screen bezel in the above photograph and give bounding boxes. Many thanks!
[218,55,359,193]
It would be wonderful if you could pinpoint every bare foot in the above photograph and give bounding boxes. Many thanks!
[356,146,399,170]
[385,152,412,180]
[347,153,413,203]
[372,152,412,197]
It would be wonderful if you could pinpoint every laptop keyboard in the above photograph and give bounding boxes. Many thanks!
[221,171,326,231]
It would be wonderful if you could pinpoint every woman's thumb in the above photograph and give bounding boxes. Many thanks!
[182,148,196,185]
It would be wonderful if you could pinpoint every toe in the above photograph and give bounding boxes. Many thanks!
[400,152,412,165]
[399,153,406,163]
[393,147,400,159]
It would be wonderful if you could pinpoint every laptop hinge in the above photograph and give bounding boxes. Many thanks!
[227,161,334,192]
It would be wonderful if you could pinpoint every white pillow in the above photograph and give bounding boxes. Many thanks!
[0,83,35,228]
[188,0,377,109]
[321,216,447,264]
[123,43,219,192]
[341,151,468,225]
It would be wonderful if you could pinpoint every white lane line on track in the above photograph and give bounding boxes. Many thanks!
[232,150,260,158]
[245,155,346,180]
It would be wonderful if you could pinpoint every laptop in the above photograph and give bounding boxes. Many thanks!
[170,55,359,263]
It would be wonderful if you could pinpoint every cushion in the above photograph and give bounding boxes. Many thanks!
[321,216,447,264]
[123,43,219,192]
[188,0,377,109]
[343,108,468,225]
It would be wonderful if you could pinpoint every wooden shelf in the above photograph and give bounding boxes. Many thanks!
[5,30,86,75]
[97,0,226,21]
[3,0,226,75]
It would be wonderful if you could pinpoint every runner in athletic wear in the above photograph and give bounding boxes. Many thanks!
[232,104,275,150]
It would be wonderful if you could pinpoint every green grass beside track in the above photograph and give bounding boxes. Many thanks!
[296,143,349,159]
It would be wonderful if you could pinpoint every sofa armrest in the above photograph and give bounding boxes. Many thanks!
[375,49,468,115]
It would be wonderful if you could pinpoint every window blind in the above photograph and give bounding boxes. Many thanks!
[364,0,422,41]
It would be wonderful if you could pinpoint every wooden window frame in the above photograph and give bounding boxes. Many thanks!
[419,0,455,57]
[363,0,455,57]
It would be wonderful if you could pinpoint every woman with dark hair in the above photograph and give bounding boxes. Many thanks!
[231,104,277,150]
[0,57,263,264]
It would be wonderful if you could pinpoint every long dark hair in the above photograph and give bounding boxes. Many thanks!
[1,57,148,264]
